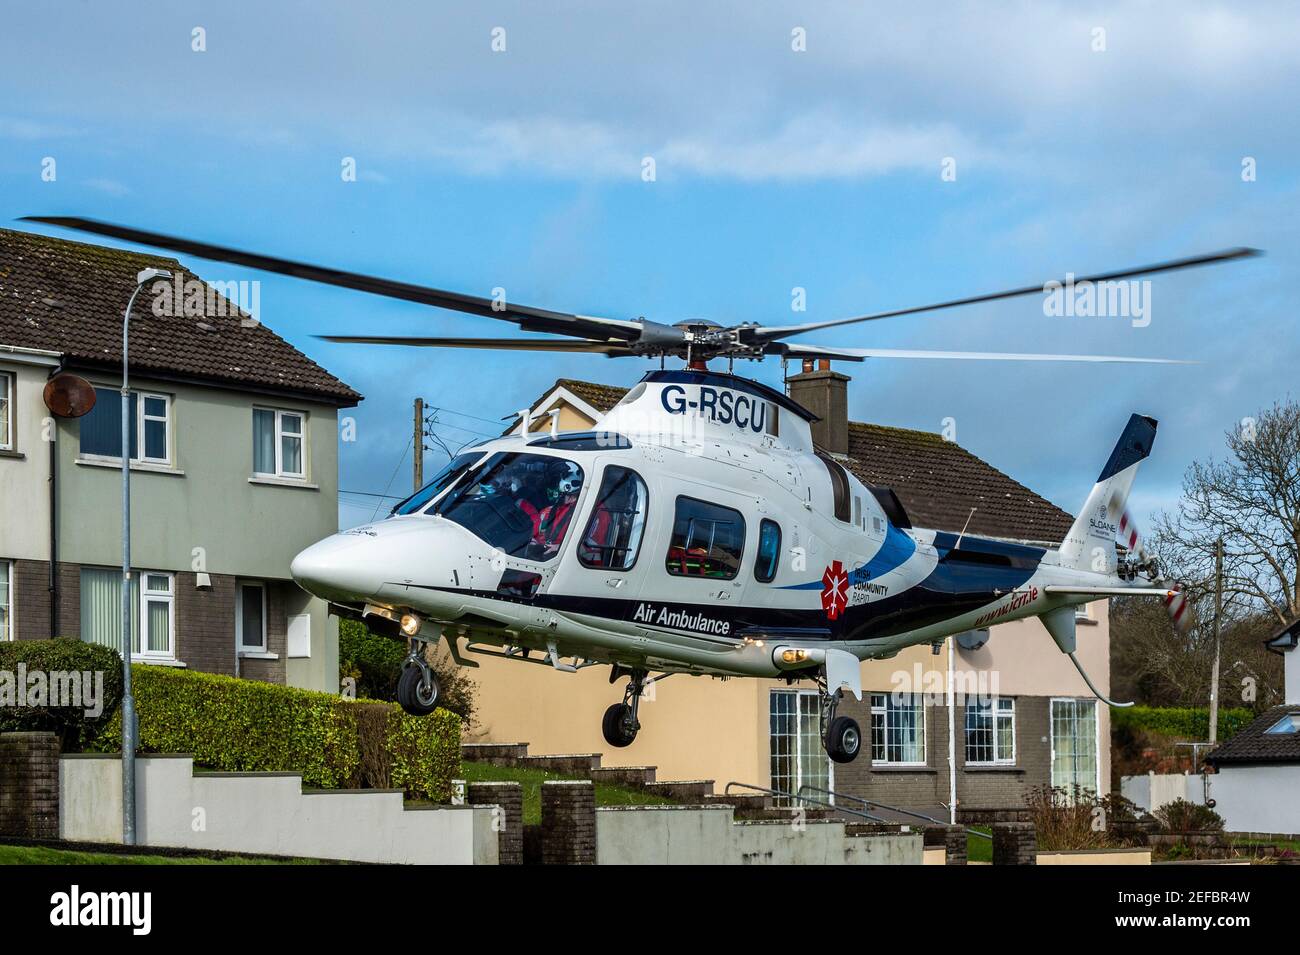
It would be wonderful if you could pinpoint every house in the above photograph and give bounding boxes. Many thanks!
[0,228,360,692]
[466,367,1114,818]
[1203,617,1300,833]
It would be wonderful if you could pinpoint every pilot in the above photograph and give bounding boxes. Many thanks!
[534,461,583,558]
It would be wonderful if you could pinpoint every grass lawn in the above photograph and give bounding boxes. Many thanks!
[0,844,319,865]
[460,760,674,825]
[966,827,993,863]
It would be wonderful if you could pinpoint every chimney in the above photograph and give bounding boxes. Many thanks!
[786,359,850,456]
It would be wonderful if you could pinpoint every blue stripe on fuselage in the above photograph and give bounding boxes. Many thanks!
[779,520,918,590]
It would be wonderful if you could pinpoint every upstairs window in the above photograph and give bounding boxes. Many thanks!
[80,387,171,465]
[0,371,12,450]
[665,496,745,580]
[578,466,648,570]
[254,408,306,479]
[754,519,781,583]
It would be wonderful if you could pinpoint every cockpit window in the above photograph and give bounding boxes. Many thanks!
[432,452,585,561]
[391,452,483,516]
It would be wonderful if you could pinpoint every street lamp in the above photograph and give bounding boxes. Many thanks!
[121,266,170,846]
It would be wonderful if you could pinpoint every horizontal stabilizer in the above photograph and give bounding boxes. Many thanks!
[1044,585,1179,598]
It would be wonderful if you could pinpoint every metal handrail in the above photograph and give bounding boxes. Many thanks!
[797,784,992,840]
[722,781,888,823]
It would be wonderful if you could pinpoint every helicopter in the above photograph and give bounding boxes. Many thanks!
[22,217,1257,762]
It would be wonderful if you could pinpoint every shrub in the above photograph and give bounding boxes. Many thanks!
[90,664,460,801]
[1154,798,1224,832]
[0,638,124,751]
[338,618,476,725]
[1024,785,1111,851]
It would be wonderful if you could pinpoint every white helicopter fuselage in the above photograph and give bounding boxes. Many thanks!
[291,369,1163,683]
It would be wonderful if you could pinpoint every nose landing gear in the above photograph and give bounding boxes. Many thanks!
[601,667,648,748]
[397,638,441,716]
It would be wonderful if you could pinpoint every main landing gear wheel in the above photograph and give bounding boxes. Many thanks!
[602,702,638,747]
[819,682,861,764]
[397,639,440,716]
[601,667,648,748]
[825,716,861,764]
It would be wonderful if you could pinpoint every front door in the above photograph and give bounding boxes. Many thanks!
[1050,698,1099,797]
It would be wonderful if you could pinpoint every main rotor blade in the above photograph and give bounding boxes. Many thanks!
[318,335,632,355]
[754,247,1261,342]
[771,343,1195,363]
[20,216,654,343]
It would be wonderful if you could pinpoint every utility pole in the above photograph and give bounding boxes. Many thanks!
[1209,536,1224,746]
[413,397,424,491]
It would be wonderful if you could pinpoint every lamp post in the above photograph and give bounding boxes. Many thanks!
[120,266,170,845]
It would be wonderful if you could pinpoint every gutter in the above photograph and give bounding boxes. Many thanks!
[0,343,62,366]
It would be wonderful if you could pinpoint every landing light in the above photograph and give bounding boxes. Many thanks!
[400,614,422,637]
[781,648,809,664]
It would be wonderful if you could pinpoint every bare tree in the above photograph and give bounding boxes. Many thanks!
[1153,400,1300,626]
[1110,400,1297,709]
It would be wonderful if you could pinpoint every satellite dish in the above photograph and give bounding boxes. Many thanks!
[43,373,97,418]
[956,629,990,652]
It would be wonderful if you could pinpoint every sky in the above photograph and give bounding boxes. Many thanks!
[1,1,1295,531]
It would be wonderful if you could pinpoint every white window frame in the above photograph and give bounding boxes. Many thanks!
[254,407,307,480]
[870,692,927,767]
[769,688,834,806]
[236,581,268,654]
[1049,697,1101,798]
[0,371,13,451]
[79,387,172,467]
[137,392,171,465]
[136,571,176,661]
[1,559,13,641]
[965,696,1017,766]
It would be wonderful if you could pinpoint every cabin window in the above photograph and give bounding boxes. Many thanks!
[578,466,648,570]
[392,452,484,515]
[665,496,745,580]
[431,452,585,562]
[754,519,781,583]
[817,454,852,522]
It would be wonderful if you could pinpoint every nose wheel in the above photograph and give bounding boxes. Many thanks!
[601,667,648,748]
[397,639,441,716]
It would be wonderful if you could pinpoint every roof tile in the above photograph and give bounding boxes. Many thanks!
[0,228,360,405]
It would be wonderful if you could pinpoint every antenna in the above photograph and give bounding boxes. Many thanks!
[954,507,977,548]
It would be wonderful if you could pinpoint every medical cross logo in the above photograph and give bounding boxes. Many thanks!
[821,560,849,620]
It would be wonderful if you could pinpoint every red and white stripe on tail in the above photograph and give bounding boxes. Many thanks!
[1115,505,1191,633]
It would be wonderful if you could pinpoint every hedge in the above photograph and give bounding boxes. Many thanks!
[89,664,461,801]
[1111,705,1255,741]
[0,638,124,751]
